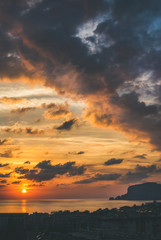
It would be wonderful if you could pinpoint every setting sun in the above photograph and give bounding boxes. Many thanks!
[22,189,27,194]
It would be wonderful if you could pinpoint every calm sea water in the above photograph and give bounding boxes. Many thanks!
[0,199,156,214]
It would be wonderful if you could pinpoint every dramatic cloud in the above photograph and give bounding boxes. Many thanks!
[0,0,161,149]
[74,163,161,185]
[75,173,121,184]
[16,160,86,182]
[104,158,124,166]
[121,164,161,183]
[55,118,77,131]
[42,102,72,120]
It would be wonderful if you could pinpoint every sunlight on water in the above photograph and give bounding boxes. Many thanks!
[0,199,157,214]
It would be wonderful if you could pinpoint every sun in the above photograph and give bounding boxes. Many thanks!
[22,189,27,194]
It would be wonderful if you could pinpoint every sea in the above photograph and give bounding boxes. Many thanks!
[0,199,157,214]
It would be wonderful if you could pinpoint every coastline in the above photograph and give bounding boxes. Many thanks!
[0,199,158,214]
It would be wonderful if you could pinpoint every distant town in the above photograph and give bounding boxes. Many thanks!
[1,201,161,240]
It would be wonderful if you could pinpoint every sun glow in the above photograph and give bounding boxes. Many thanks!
[22,189,27,194]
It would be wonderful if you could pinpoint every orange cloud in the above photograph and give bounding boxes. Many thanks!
[11,107,36,114]
[0,0,160,153]
[1,126,45,135]
[43,102,72,120]
[0,97,26,104]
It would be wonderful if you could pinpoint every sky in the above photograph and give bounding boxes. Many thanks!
[0,0,161,199]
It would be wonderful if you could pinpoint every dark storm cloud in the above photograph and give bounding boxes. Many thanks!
[104,158,123,166]
[74,173,121,184]
[55,119,77,131]
[16,160,86,182]
[155,85,161,103]
[109,92,161,149]
[110,92,158,117]
[0,0,161,149]
[0,24,32,79]
[121,164,161,183]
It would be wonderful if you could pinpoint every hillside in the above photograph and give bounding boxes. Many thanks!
[109,182,161,200]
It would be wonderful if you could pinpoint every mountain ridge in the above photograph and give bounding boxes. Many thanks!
[109,182,161,200]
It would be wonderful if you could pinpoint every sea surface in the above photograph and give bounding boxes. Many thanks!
[0,199,157,214]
